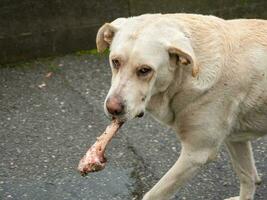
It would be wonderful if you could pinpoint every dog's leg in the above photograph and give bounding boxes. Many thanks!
[225,141,260,200]
[142,143,218,200]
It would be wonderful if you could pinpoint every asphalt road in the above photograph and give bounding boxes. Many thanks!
[0,54,266,200]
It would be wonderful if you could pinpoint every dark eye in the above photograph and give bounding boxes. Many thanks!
[137,67,152,77]
[112,59,120,69]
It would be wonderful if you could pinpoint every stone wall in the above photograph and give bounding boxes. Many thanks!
[1,0,266,64]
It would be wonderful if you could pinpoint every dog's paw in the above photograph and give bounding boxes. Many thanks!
[224,196,239,200]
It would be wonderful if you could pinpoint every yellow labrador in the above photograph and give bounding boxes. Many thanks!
[96,14,267,200]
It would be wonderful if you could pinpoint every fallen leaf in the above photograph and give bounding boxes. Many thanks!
[45,72,53,78]
[38,82,46,88]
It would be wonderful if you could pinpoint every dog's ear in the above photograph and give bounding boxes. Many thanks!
[96,23,117,53]
[167,38,199,77]
[96,18,126,53]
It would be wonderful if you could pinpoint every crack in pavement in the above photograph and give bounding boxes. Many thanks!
[125,136,159,200]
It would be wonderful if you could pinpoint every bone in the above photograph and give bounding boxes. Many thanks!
[77,119,123,176]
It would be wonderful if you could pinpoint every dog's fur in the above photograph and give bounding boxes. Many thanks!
[96,14,267,200]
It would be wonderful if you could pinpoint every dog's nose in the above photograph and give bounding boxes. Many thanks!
[106,95,124,116]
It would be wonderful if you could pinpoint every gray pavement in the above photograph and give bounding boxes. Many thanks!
[0,54,266,200]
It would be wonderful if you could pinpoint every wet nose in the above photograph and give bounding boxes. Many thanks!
[106,95,124,116]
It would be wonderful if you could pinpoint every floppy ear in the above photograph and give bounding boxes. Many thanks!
[96,23,117,53]
[96,18,126,53]
[167,38,199,77]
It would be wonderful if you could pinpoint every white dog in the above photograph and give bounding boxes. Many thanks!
[96,14,267,200]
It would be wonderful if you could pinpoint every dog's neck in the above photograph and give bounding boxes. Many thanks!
[146,67,199,127]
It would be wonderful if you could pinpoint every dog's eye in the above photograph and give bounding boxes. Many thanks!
[137,67,152,77]
[112,59,120,69]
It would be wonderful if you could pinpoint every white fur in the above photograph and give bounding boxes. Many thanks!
[96,14,267,200]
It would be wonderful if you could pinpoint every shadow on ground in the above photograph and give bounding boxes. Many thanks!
[0,54,266,200]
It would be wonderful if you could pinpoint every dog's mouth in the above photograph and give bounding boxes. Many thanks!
[107,111,144,122]
[111,111,144,121]
[111,116,126,123]
[136,111,144,118]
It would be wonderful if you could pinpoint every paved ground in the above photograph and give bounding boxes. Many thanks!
[0,54,266,200]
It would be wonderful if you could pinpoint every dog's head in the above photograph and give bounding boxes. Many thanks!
[97,15,198,121]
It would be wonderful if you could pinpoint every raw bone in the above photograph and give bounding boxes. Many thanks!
[77,120,123,176]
